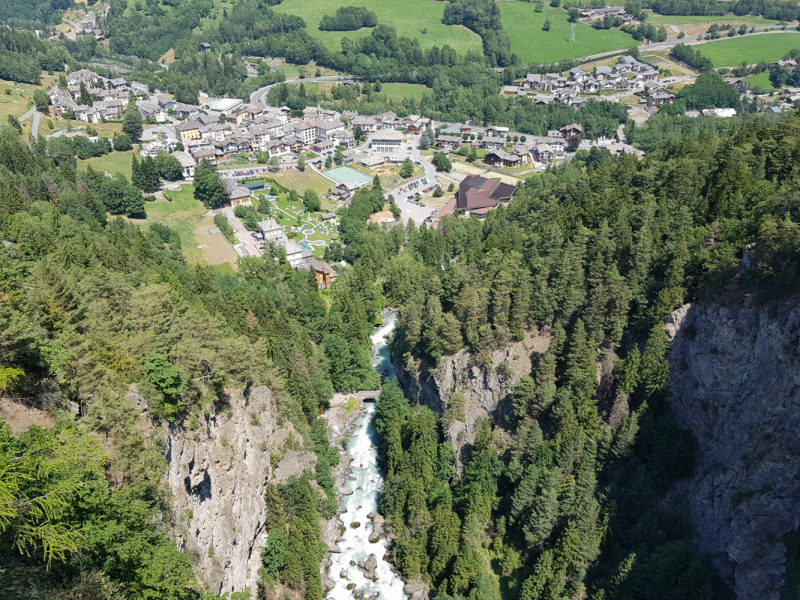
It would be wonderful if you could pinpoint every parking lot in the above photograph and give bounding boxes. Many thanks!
[386,177,440,224]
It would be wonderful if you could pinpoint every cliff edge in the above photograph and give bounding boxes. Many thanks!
[667,295,800,600]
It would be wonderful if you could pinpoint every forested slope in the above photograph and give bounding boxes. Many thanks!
[0,124,385,598]
[369,113,800,600]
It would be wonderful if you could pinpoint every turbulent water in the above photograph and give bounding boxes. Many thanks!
[326,312,407,600]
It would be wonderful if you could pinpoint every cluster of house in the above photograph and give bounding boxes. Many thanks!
[47,69,146,123]
[434,174,518,220]
[436,122,588,167]
[578,6,633,22]
[253,217,339,286]
[170,103,361,164]
[73,10,108,41]
[506,55,661,107]
[348,111,433,134]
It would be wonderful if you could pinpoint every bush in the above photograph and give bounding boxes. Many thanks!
[214,212,237,244]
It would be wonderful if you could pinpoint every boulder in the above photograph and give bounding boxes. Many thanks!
[341,486,353,496]
[368,532,380,543]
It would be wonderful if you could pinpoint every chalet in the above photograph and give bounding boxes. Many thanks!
[437,135,463,151]
[485,126,509,137]
[648,92,675,107]
[74,105,100,124]
[407,116,433,133]
[484,150,522,168]
[266,140,291,157]
[482,136,506,151]
[200,122,234,142]
[569,67,587,81]
[130,83,149,98]
[94,100,126,120]
[321,212,337,221]
[200,42,212,52]
[284,241,307,268]
[456,175,517,217]
[560,123,583,144]
[283,136,304,154]
[308,259,337,288]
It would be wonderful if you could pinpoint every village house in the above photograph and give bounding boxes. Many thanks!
[173,103,200,120]
[224,179,253,208]
[314,119,345,141]
[66,69,99,87]
[407,116,433,133]
[172,151,197,178]
[248,125,272,153]
[351,115,378,133]
[436,135,464,151]
[307,259,337,288]
[157,94,176,111]
[190,145,218,163]
[329,130,355,148]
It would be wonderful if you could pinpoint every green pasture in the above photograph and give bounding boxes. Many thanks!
[274,0,483,55]
[698,33,800,67]
[499,4,635,64]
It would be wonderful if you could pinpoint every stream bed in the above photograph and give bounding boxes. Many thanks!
[326,312,407,600]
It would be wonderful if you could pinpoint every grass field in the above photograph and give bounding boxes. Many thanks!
[747,72,775,90]
[274,0,483,55]
[379,83,431,101]
[129,186,238,267]
[499,4,635,64]
[268,169,337,201]
[698,33,800,67]
[78,150,136,180]
[646,13,783,26]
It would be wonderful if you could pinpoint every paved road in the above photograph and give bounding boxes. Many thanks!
[220,207,263,257]
[18,106,36,122]
[31,110,41,140]
[250,76,352,108]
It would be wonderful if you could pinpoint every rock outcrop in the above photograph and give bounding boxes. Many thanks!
[165,386,308,597]
[667,295,800,600]
[395,332,549,470]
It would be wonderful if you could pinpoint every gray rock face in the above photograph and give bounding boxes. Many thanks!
[667,296,800,600]
[165,386,307,598]
[403,582,430,600]
[395,333,549,471]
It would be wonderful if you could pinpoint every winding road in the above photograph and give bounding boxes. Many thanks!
[250,75,352,109]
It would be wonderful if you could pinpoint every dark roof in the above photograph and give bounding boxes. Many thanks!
[457,175,517,211]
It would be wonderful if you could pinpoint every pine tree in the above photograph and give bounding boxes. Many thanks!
[131,155,143,189]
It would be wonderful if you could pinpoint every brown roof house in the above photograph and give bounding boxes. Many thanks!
[308,259,337,288]
[456,175,517,218]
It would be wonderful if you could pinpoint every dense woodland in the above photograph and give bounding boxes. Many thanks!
[2,1,800,599]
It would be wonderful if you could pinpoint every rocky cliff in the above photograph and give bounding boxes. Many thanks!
[165,386,314,597]
[395,331,549,471]
[667,295,800,600]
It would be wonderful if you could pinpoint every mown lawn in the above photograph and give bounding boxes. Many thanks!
[379,83,431,101]
[78,150,136,180]
[274,0,483,55]
[268,169,338,210]
[499,4,636,64]
[747,72,775,90]
[697,33,800,67]
[128,185,238,267]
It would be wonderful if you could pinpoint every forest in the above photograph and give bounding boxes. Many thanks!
[318,6,379,31]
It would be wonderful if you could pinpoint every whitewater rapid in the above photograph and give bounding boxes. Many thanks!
[326,312,407,600]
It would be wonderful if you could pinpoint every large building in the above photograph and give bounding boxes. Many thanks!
[368,130,404,154]
[457,175,517,218]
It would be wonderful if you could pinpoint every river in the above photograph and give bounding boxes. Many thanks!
[326,312,407,600]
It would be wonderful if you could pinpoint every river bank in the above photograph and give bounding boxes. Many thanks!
[322,312,409,600]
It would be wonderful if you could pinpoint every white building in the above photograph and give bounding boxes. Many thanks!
[368,129,404,154]
[172,151,197,178]
[293,121,316,145]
